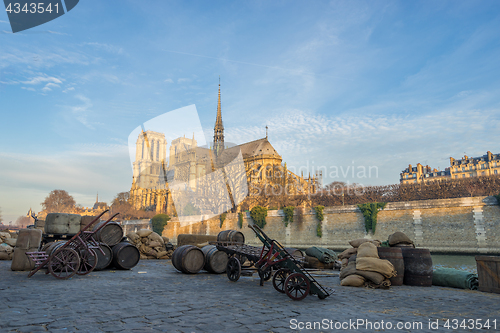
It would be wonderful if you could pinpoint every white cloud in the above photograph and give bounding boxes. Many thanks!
[63,87,75,93]
[22,75,63,85]
[83,42,124,54]
[164,78,174,83]
[177,78,190,83]
[67,95,94,129]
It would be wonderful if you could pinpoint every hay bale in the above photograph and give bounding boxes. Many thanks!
[137,229,152,238]
[340,274,366,287]
[357,242,379,259]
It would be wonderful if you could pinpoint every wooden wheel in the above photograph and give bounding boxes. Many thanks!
[77,248,97,275]
[273,268,291,293]
[258,266,272,281]
[48,248,80,280]
[285,273,310,301]
[226,257,241,282]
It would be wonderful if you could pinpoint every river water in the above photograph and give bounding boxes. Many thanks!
[431,254,478,274]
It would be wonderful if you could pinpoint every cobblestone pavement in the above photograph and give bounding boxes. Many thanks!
[1,260,499,333]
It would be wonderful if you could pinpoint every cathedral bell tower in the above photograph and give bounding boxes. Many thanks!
[213,78,224,158]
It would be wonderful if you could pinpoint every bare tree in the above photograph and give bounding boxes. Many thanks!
[16,216,31,228]
[41,190,76,214]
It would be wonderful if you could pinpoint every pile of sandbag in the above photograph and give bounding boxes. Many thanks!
[0,231,18,260]
[337,238,381,269]
[339,240,397,289]
[126,229,173,259]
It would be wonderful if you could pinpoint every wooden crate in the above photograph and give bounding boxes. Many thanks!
[476,256,500,294]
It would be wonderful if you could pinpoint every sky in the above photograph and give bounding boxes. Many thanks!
[1,0,500,224]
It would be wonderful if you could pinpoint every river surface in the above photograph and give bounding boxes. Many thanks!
[431,254,478,274]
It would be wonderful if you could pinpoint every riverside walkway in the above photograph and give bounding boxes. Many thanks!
[0,260,499,333]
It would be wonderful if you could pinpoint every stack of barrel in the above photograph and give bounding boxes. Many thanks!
[172,230,244,274]
[43,214,140,271]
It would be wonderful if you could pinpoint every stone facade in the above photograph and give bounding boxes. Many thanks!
[401,151,500,184]
[129,82,317,215]
[162,196,500,254]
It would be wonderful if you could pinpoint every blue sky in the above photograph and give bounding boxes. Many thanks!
[1,1,500,224]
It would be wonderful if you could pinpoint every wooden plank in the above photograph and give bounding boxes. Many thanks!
[476,256,500,294]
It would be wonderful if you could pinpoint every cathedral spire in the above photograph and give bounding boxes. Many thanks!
[213,77,224,157]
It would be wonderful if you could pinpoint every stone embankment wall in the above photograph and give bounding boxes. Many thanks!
[162,196,500,254]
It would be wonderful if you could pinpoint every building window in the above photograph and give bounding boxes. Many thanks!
[462,167,465,171]
[495,170,498,175]
[405,175,408,179]
[469,166,473,170]
[482,164,486,169]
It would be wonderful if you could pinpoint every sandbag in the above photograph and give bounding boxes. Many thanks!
[349,239,381,248]
[340,262,357,280]
[348,254,357,263]
[4,238,17,247]
[357,242,379,259]
[137,229,152,238]
[340,261,386,285]
[341,258,349,269]
[14,229,42,250]
[388,232,413,246]
[338,248,357,260]
[126,232,140,244]
[305,255,334,269]
[0,232,11,240]
[365,279,391,289]
[197,242,210,248]
[11,247,37,271]
[156,251,168,259]
[0,252,11,260]
[162,236,170,244]
[340,274,366,287]
[148,241,162,248]
[147,232,163,244]
[356,257,397,278]
[432,268,478,290]
[0,243,14,253]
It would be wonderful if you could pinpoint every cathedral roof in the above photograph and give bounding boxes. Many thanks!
[236,137,280,159]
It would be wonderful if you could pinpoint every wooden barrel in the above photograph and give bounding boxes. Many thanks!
[401,248,433,286]
[44,241,65,255]
[172,245,205,274]
[111,242,140,270]
[217,230,245,244]
[93,221,124,247]
[378,247,405,286]
[94,243,113,271]
[201,245,228,274]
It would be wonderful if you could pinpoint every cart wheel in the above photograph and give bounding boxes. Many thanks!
[226,257,241,282]
[273,268,291,293]
[285,273,310,301]
[258,266,273,282]
[48,248,80,280]
[77,249,97,275]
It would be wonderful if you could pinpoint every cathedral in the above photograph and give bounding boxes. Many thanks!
[129,82,317,216]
